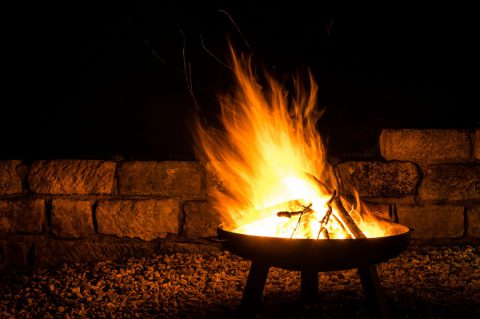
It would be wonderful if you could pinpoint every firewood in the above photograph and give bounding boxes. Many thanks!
[316,190,336,239]
[289,204,313,238]
[331,214,348,235]
[262,199,305,216]
[321,229,330,239]
[303,172,332,194]
[277,201,314,218]
[333,197,366,239]
[277,210,307,218]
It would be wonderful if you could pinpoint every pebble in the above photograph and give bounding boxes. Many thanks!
[0,246,478,318]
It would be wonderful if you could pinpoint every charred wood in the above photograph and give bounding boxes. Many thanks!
[333,197,366,239]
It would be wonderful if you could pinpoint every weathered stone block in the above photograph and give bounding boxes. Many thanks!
[467,206,480,238]
[205,162,225,196]
[397,205,464,238]
[28,160,115,194]
[336,161,420,198]
[380,129,471,162]
[0,199,44,234]
[473,129,480,161]
[418,164,480,202]
[183,201,221,238]
[0,160,22,194]
[96,199,179,241]
[34,240,156,268]
[51,200,94,238]
[361,201,391,220]
[118,161,202,196]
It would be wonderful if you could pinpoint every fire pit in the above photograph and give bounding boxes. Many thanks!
[196,51,412,318]
[218,224,410,318]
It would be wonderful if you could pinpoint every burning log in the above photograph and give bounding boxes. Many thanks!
[316,190,336,239]
[260,199,304,216]
[276,200,314,218]
[277,211,301,218]
[333,197,366,239]
[320,229,330,239]
[331,214,352,239]
[304,173,332,194]
[304,173,366,238]
[274,186,366,239]
[277,209,311,218]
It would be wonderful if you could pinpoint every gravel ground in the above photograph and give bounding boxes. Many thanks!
[0,245,479,319]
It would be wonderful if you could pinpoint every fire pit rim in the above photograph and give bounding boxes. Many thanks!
[217,223,410,241]
[217,223,411,271]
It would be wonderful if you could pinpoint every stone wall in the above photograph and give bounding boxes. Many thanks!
[0,160,219,272]
[1,129,479,271]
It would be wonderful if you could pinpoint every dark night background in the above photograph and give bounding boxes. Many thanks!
[3,2,479,161]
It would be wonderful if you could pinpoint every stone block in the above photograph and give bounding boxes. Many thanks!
[96,199,179,241]
[336,161,420,198]
[380,129,471,162]
[0,199,45,234]
[51,200,94,238]
[467,206,480,238]
[118,161,202,196]
[28,160,115,194]
[397,205,464,238]
[183,201,221,238]
[473,129,480,161]
[205,162,225,196]
[0,160,22,194]
[418,164,480,202]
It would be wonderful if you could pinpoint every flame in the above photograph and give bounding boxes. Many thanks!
[196,50,398,239]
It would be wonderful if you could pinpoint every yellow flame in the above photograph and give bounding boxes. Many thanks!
[196,50,397,239]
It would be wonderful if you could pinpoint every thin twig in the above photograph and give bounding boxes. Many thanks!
[127,16,183,74]
[290,204,312,239]
[218,9,250,48]
[317,190,337,239]
[178,26,200,111]
[200,34,233,70]
[326,16,335,37]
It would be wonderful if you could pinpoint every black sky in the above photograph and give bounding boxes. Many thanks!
[3,2,479,160]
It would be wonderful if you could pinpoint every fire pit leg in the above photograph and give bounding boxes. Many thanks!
[301,270,318,303]
[240,262,270,318]
[358,265,390,319]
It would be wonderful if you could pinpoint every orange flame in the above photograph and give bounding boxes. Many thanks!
[196,50,397,239]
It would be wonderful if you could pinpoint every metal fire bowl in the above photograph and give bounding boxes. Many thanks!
[218,225,410,272]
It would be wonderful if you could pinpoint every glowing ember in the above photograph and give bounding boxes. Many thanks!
[196,50,400,239]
